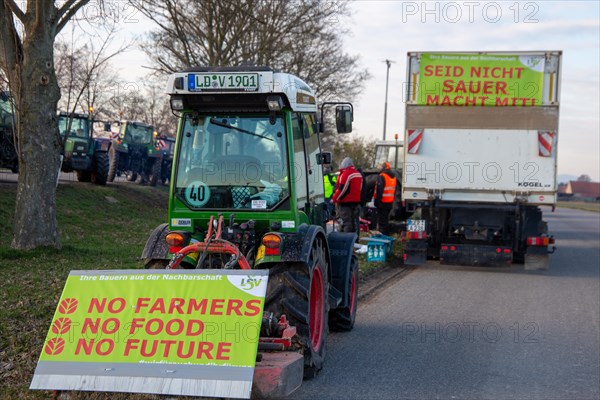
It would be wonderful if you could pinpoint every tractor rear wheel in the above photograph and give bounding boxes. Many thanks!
[265,238,329,379]
[108,146,119,182]
[329,256,358,331]
[91,152,109,185]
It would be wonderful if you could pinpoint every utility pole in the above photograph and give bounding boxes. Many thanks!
[382,59,395,141]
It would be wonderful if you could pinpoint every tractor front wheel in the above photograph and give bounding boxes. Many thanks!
[91,152,109,185]
[265,238,329,379]
[148,157,162,187]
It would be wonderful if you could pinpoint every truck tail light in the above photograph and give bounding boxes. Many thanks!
[527,237,550,246]
[405,231,427,240]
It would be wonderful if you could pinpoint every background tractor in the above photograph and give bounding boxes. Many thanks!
[57,111,111,184]
[142,67,358,397]
[107,120,163,186]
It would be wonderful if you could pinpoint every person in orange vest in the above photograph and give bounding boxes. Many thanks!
[373,161,397,234]
[332,157,363,235]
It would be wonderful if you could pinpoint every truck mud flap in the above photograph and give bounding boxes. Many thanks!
[524,246,550,270]
[404,240,427,266]
[440,244,512,267]
[252,352,304,399]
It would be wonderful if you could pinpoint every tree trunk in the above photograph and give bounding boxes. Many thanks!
[11,27,62,249]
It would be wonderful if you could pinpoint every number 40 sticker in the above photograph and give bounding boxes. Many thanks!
[185,181,211,207]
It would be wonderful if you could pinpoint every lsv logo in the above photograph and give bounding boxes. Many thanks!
[240,276,263,291]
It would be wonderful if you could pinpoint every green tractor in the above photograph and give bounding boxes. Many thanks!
[57,112,111,184]
[107,120,162,186]
[142,67,357,396]
[156,134,176,185]
[0,91,18,173]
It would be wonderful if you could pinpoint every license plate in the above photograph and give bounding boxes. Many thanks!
[407,219,426,232]
[188,73,259,92]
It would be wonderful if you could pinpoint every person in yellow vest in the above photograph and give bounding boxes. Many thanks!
[373,161,397,234]
[323,165,337,201]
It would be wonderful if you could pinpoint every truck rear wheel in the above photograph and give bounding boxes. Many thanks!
[108,146,119,182]
[91,152,109,185]
[265,239,329,379]
[329,255,358,331]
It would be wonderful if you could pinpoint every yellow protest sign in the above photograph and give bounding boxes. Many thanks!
[30,269,268,399]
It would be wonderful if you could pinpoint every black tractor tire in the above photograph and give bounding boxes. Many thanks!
[329,256,359,332]
[148,157,162,187]
[108,146,119,182]
[264,237,329,379]
[127,172,138,182]
[76,170,92,182]
[91,152,109,185]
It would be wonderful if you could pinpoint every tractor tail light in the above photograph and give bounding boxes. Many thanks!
[262,233,282,256]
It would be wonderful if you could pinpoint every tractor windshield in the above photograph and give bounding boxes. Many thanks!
[125,123,154,145]
[174,113,289,210]
[58,115,90,139]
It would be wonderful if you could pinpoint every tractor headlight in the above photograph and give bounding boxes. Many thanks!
[170,97,184,111]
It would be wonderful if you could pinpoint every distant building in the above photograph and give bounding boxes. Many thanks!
[564,181,600,201]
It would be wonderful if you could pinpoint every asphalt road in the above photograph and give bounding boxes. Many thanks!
[293,207,600,400]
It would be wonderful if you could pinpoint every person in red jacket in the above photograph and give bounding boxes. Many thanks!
[332,157,363,234]
[373,161,397,234]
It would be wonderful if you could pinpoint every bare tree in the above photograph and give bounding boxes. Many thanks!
[577,174,592,182]
[0,1,91,250]
[332,137,376,171]
[131,0,370,107]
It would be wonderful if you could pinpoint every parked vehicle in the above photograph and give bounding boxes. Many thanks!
[402,51,561,269]
[142,66,357,397]
[57,112,111,184]
[107,121,162,186]
[156,134,176,185]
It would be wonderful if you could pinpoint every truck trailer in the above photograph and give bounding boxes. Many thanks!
[402,51,560,269]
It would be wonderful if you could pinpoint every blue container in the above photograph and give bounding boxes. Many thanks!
[367,242,387,262]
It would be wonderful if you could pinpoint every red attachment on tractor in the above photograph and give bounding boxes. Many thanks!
[259,315,297,351]
[167,215,252,270]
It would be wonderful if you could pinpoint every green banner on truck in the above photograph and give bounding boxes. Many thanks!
[417,53,545,107]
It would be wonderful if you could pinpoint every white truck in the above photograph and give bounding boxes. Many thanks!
[402,51,560,269]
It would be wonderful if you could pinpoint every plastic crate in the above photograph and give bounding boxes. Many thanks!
[367,242,388,262]
[363,234,395,262]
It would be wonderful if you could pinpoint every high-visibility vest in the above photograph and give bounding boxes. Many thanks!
[375,173,397,203]
[324,174,336,199]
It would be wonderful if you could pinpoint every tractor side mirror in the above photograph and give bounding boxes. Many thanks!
[335,105,353,134]
[316,152,332,165]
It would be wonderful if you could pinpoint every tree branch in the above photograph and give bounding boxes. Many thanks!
[3,0,25,23]
[56,0,90,34]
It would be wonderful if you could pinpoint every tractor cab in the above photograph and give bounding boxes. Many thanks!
[165,66,352,234]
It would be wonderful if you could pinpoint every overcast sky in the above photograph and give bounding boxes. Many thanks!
[107,0,599,181]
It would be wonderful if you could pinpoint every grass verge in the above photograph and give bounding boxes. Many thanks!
[0,182,168,399]
[557,201,600,213]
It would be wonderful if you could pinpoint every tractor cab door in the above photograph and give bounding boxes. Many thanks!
[291,112,326,227]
